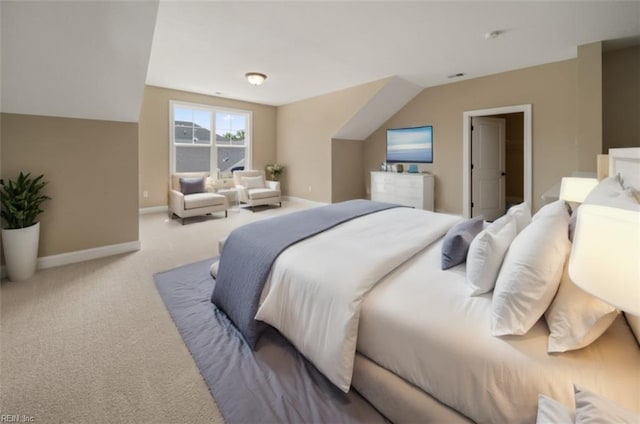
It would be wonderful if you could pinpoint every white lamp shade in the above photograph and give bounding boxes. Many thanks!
[559,177,598,203]
[569,204,640,314]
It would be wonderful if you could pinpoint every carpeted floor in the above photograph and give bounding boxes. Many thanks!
[0,201,312,423]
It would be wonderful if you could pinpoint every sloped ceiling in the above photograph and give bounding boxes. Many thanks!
[0,1,158,122]
[334,77,423,141]
[1,1,638,121]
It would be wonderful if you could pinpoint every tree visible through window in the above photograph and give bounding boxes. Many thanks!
[170,102,251,178]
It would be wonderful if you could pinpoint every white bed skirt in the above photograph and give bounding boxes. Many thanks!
[352,353,472,423]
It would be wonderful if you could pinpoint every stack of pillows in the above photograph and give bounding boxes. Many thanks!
[441,179,640,422]
[440,199,620,353]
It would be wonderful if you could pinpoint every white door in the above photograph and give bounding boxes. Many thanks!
[471,117,506,221]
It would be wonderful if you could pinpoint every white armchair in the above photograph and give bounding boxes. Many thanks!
[169,172,228,224]
[233,170,282,212]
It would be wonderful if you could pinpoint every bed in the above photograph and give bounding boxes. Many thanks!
[212,148,640,423]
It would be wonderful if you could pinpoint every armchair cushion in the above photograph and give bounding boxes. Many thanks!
[184,192,226,210]
[248,188,280,200]
[180,177,205,195]
[172,172,209,191]
[242,175,265,189]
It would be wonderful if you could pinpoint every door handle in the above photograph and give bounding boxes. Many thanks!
[501,172,507,176]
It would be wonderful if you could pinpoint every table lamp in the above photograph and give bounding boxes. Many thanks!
[559,177,598,204]
[568,204,640,315]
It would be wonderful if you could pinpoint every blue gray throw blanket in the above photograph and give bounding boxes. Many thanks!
[211,199,401,348]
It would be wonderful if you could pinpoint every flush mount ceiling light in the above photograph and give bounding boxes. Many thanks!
[245,72,267,86]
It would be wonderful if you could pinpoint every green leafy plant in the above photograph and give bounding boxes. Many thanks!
[0,172,51,230]
[266,164,284,181]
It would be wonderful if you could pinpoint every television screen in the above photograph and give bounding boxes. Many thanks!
[386,125,433,163]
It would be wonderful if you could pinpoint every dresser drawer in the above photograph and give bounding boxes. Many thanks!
[395,186,421,197]
[370,172,434,211]
[395,175,423,188]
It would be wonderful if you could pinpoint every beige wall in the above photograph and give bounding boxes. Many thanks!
[576,42,603,170]
[277,79,387,203]
[139,86,277,208]
[1,113,138,257]
[364,59,581,214]
[603,45,640,151]
[331,139,365,202]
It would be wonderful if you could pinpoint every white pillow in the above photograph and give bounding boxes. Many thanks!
[491,209,570,336]
[466,215,518,296]
[536,394,574,424]
[532,199,570,222]
[544,257,618,353]
[242,175,265,189]
[584,177,624,202]
[506,202,532,233]
[574,385,640,424]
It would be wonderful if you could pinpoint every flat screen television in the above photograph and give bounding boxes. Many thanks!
[386,125,433,163]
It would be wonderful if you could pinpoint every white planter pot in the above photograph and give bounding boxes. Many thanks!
[2,222,40,281]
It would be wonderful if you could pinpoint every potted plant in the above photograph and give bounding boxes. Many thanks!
[1,172,50,281]
[266,164,284,181]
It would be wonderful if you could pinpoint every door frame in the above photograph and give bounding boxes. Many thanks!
[462,104,532,218]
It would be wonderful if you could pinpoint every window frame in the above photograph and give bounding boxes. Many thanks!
[169,100,253,178]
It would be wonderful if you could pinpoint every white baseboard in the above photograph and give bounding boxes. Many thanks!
[141,200,327,213]
[1,240,141,279]
[139,205,168,215]
[283,196,329,207]
[435,209,463,217]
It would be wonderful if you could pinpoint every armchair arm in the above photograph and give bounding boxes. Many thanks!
[235,184,249,203]
[169,189,185,214]
[266,180,281,191]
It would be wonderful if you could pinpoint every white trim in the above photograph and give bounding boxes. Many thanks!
[283,196,329,207]
[139,205,168,215]
[462,104,532,218]
[169,100,253,178]
[1,241,141,279]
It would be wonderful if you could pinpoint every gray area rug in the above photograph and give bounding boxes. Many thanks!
[154,257,387,424]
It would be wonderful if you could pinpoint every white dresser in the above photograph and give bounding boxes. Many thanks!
[370,172,434,211]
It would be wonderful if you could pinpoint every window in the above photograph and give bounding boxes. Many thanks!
[215,112,248,178]
[170,101,251,178]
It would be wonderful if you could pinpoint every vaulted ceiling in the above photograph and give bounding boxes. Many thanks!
[1,1,158,122]
[1,1,639,122]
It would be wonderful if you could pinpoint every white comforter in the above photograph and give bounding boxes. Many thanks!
[357,238,640,423]
[255,207,460,392]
